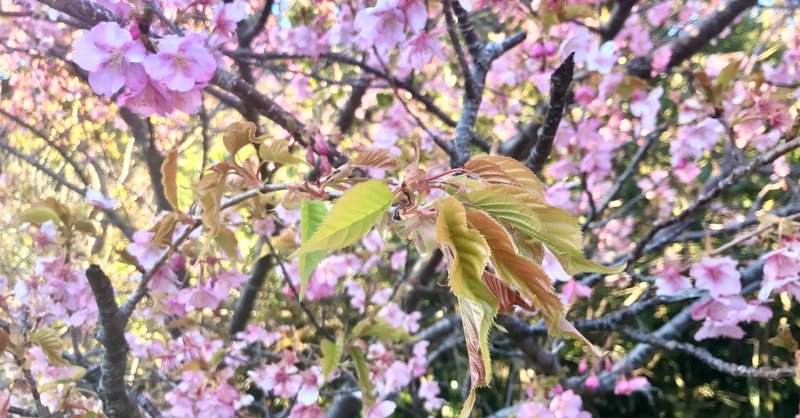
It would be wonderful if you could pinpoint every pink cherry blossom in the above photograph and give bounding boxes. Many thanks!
[355,0,408,54]
[691,295,772,340]
[85,188,116,209]
[585,41,617,74]
[117,67,175,117]
[248,364,302,398]
[32,220,58,248]
[561,279,591,304]
[365,400,396,418]
[297,367,323,405]
[418,381,444,411]
[71,22,146,96]
[690,256,741,297]
[519,402,556,418]
[613,376,650,395]
[290,404,325,418]
[398,0,427,32]
[654,259,693,295]
[549,390,591,418]
[630,87,663,131]
[400,30,445,70]
[574,86,595,106]
[212,2,247,37]
[127,230,167,269]
[651,45,672,75]
[670,117,725,164]
[759,245,800,301]
[584,374,599,389]
[646,1,672,26]
[144,33,217,92]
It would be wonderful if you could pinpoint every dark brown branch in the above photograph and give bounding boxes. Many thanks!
[35,0,119,25]
[85,265,142,418]
[620,327,795,379]
[239,0,274,47]
[443,0,478,101]
[583,123,667,228]
[600,0,638,42]
[0,138,133,238]
[334,75,370,135]
[666,0,757,68]
[627,0,758,78]
[326,389,362,418]
[119,109,172,213]
[227,50,458,127]
[228,254,273,336]
[525,53,574,174]
[629,134,800,261]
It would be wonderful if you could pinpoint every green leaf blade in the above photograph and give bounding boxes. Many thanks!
[299,198,328,299]
[291,180,393,257]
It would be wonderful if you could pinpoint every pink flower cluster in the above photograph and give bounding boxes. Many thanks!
[759,239,800,302]
[354,0,444,70]
[71,2,247,116]
[366,340,429,397]
[248,351,324,405]
[518,390,592,418]
[165,369,253,418]
[14,256,98,327]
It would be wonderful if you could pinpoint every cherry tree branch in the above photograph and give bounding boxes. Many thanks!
[119,183,291,317]
[335,75,371,135]
[629,134,800,261]
[582,123,668,228]
[525,53,574,174]
[119,109,172,213]
[0,107,92,186]
[228,254,273,335]
[239,0,274,47]
[666,0,757,68]
[620,326,795,379]
[627,0,758,78]
[0,136,134,238]
[599,0,638,42]
[85,265,143,418]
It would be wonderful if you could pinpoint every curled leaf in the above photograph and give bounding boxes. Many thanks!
[31,327,67,366]
[435,197,497,418]
[467,185,625,275]
[467,155,545,199]
[259,141,306,166]
[161,150,179,211]
[351,149,398,171]
[223,121,256,156]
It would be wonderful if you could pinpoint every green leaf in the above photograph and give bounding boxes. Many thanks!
[320,334,344,379]
[73,220,97,236]
[466,209,601,355]
[19,207,61,225]
[361,318,414,342]
[259,141,306,166]
[351,347,375,406]
[291,180,393,257]
[223,121,256,157]
[467,185,625,275]
[31,327,67,366]
[435,197,497,418]
[716,59,741,88]
[299,198,328,299]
